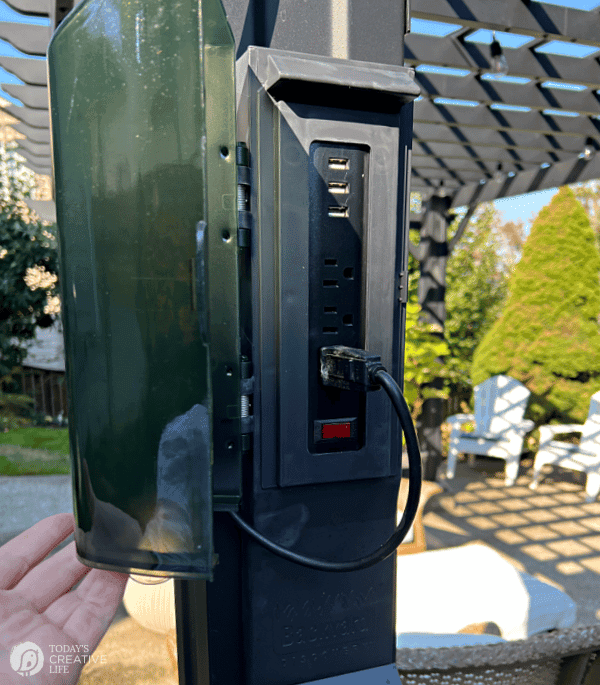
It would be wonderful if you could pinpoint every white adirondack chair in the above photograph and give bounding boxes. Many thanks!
[446,375,534,486]
[530,391,600,502]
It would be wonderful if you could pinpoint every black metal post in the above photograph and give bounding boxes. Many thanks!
[417,194,451,481]
[175,579,210,685]
[175,3,412,684]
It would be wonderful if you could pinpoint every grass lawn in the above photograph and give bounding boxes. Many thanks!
[0,426,70,476]
[0,453,70,476]
[0,426,69,454]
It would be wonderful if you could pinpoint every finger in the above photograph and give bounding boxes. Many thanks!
[11,541,92,613]
[44,568,128,650]
[0,514,74,590]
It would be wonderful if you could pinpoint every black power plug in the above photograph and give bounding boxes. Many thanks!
[320,346,383,392]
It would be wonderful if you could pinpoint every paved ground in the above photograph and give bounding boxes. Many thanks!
[0,475,72,548]
[3,453,600,683]
[429,455,600,629]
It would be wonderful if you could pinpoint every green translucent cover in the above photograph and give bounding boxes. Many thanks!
[48,0,240,581]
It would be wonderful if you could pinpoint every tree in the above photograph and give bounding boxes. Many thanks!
[571,180,600,251]
[0,141,59,380]
[472,186,600,425]
[403,300,450,421]
[445,204,512,402]
[408,202,513,403]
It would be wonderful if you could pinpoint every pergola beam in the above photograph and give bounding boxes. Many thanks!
[0,22,50,55]
[405,34,600,89]
[0,56,48,86]
[4,0,51,16]
[451,149,600,208]
[414,100,600,140]
[412,0,600,45]
[413,132,587,159]
[18,137,51,157]
[3,84,49,109]
[413,144,575,170]
[415,71,600,118]
[4,105,49,128]
[12,121,50,143]
[413,154,556,178]
[414,122,595,160]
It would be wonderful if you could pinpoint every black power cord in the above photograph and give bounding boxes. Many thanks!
[229,346,422,572]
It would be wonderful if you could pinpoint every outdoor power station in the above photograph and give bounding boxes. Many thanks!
[48,0,421,683]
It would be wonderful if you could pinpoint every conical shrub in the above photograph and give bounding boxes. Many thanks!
[472,186,600,424]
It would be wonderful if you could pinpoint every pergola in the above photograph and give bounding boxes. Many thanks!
[2,0,600,474]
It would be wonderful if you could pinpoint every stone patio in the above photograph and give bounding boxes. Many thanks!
[429,455,600,629]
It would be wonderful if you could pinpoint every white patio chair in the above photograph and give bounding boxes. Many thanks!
[530,391,600,502]
[445,375,534,486]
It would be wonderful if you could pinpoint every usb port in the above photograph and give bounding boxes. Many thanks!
[323,279,338,287]
[328,157,349,170]
[328,181,349,194]
[328,206,349,218]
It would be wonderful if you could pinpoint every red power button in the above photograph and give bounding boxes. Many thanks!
[322,422,352,440]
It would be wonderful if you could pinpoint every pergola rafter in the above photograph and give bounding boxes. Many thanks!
[403,0,600,200]
[1,0,599,208]
[412,0,600,44]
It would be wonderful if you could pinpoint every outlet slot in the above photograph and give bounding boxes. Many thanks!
[328,157,349,170]
[308,142,369,454]
[328,206,349,219]
[328,181,349,195]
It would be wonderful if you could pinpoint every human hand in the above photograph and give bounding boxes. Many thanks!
[0,513,128,684]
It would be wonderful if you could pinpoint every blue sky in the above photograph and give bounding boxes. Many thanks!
[494,188,559,227]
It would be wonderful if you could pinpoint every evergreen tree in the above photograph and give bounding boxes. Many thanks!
[472,186,600,424]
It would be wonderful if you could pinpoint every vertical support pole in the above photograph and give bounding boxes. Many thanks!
[417,194,451,481]
[50,372,56,418]
[40,370,47,417]
[174,579,210,685]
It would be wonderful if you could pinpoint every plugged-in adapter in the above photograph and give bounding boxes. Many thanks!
[320,345,383,392]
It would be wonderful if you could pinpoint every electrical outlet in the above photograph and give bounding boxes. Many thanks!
[308,142,369,453]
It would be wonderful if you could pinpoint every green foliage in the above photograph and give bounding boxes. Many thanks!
[0,425,70,454]
[0,369,34,431]
[404,301,450,419]
[0,142,58,377]
[472,186,600,424]
[571,180,600,251]
[407,202,511,413]
[0,453,70,476]
[445,204,509,398]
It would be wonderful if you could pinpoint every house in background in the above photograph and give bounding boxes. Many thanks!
[19,320,67,420]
